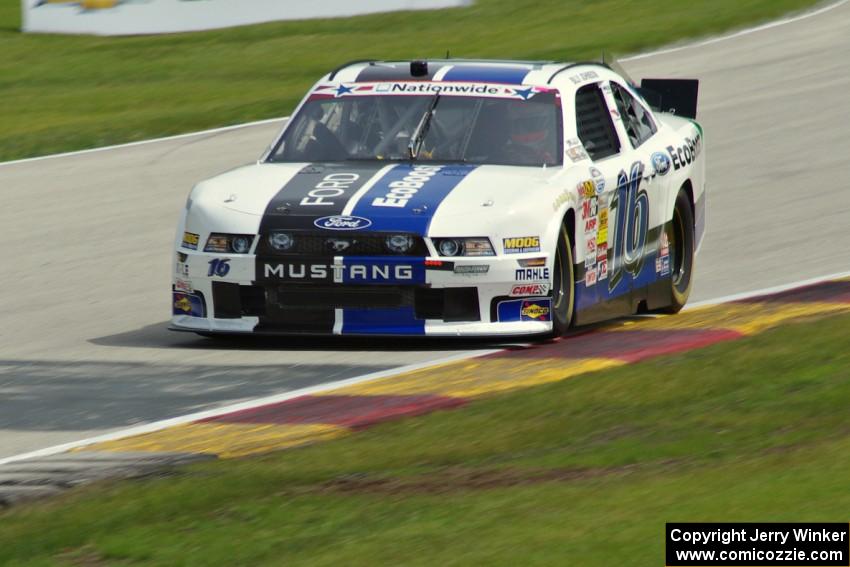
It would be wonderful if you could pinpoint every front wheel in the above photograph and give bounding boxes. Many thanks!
[660,188,695,313]
[551,224,575,335]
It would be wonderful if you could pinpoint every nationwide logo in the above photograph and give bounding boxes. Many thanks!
[521,300,551,321]
[314,215,372,230]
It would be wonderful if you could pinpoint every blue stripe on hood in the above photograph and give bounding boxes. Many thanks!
[351,163,477,235]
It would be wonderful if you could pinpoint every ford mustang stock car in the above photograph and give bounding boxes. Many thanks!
[172,58,705,337]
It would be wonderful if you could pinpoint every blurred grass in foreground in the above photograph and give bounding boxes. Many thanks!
[0,0,821,161]
[1,311,849,565]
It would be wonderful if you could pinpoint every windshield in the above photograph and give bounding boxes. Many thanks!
[268,92,562,167]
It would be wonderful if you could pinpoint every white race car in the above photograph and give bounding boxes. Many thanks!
[172,58,705,337]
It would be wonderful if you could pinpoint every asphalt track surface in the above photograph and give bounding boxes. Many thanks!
[1,3,849,459]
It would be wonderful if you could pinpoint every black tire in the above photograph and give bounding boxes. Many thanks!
[660,188,695,314]
[551,224,576,335]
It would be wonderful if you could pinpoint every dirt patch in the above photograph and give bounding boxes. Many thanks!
[311,460,684,496]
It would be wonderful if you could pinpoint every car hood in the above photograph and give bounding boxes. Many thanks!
[192,161,568,235]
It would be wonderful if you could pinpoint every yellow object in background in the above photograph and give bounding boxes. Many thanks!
[82,0,119,8]
[39,0,119,8]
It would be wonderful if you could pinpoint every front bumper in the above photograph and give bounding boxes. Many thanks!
[171,251,554,337]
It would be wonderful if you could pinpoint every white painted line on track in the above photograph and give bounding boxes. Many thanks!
[622,0,850,62]
[0,117,287,169]
[3,270,849,467]
[0,0,846,168]
[686,269,850,309]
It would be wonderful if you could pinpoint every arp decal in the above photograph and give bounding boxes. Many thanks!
[207,258,231,277]
[503,236,541,254]
[608,161,649,293]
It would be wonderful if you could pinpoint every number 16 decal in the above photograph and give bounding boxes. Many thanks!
[608,161,648,293]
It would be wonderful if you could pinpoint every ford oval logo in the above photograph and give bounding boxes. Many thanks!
[651,152,672,176]
[314,215,372,231]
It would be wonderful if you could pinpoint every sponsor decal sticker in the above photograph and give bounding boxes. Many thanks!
[454,265,490,275]
[590,167,605,194]
[565,138,589,163]
[181,231,199,250]
[503,236,541,254]
[551,189,576,211]
[515,267,550,282]
[581,196,598,220]
[173,291,205,318]
[314,215,372,230]
[578,180,596,199]
[510,283,549,297]
[597,257,608,281]
[597,207,609,246]
[585,268,597,287]
[585,235,597,257]
[651,151,672,176]
[667,132,703,171]
[656,255,671,276]
[315,82,549,100]
[660,231,670,257]
[521,299,551,321]
[174,278,193,293]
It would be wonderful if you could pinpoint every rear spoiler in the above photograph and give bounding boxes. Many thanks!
[601,53,699,119]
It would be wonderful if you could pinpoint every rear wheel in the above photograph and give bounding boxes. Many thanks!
[551,224,575,335]
[660,188,695,313]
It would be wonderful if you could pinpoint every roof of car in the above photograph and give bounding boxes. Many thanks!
[327,59,614,87]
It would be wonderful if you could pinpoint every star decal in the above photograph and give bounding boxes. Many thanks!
[334,84,354,97]
[513,87,536,100]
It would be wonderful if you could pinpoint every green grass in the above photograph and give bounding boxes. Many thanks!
[0,0,822,162]
[1,311,849,566]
